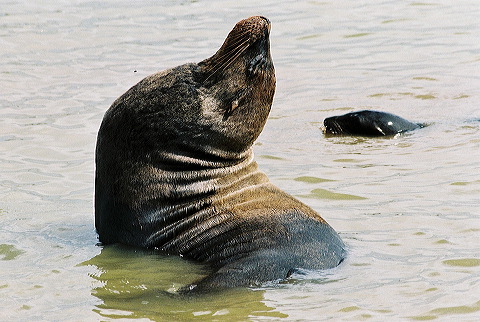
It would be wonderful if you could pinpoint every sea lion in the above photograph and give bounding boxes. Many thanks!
[95,16,345,293]
[324,110,422,136]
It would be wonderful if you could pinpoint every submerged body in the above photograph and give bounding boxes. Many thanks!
[95,16,345,293]
[324,110,422,136]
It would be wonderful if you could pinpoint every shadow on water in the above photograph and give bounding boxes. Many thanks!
[80,245,287,320]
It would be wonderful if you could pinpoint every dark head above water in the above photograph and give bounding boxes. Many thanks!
[324,110,422,137]
[95,16,345,294]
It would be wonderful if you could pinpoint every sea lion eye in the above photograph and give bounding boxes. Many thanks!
[223,98,241,121]
[231,99,239,112]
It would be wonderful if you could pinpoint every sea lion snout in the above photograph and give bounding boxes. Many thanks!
[323,117,344,135]
[236,16,271,39]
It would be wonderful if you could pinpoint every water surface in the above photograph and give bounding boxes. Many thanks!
[1,0,479,320]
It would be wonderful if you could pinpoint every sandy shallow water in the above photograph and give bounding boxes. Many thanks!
[1,1,479,320]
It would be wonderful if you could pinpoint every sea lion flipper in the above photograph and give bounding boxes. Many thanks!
[179,250,292,294]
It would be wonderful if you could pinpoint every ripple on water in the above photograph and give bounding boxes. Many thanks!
[299,188,367,200]
[410,300,480,320]
[442,258,480,267]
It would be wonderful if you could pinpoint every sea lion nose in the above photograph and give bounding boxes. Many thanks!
[259,16,271,32]
[259,16,270,24]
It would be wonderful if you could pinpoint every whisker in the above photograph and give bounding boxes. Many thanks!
[204,48,247,82]
[212,34,251,64]
[204,37,251,82]
[213,40,249,68]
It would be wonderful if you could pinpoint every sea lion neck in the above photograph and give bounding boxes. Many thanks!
[150,143,254,171]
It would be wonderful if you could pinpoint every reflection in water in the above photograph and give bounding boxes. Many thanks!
[82,245,287,320]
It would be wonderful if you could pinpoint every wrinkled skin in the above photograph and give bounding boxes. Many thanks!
[95,16,345,293]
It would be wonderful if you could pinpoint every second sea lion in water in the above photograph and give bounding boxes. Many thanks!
[95,16,345,293]
[324,110,422,137]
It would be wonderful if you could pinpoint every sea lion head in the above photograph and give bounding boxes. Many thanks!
[96,16,275,178]
[323,111,375,136]
[197,16,276,158]
[324,110,421,136]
